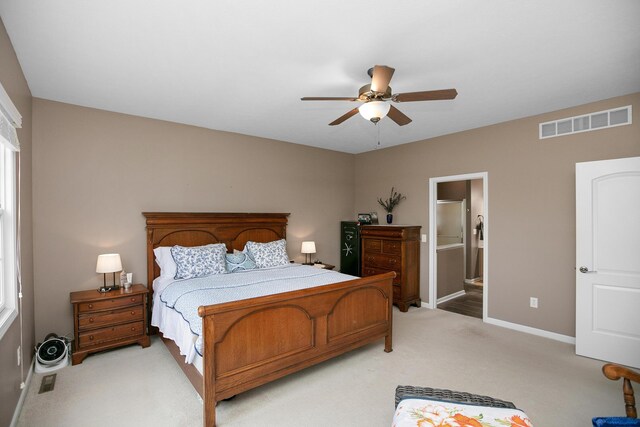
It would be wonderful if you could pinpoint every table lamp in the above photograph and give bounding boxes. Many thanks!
[301,241,316,265]
[96,253,122,293]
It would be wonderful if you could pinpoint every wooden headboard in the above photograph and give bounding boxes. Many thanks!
[143,212,289,302]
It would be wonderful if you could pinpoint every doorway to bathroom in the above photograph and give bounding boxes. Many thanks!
[428,172,488,320]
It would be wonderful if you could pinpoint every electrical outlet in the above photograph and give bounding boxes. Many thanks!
[421,234,427,243]
[530,297,538,308]
[17,346,21,366]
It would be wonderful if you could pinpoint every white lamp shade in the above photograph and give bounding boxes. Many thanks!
[301,241,316,254]
[358,101,391,121]
[96,253,122,273]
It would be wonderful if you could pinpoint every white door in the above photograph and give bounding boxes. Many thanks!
[576,156,640,369]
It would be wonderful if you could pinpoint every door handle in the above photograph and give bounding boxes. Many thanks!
[579,266,597,274]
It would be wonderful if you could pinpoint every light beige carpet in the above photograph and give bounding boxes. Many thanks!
[17,308,624,426]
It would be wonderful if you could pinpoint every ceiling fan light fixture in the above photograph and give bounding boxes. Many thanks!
[358,101,390,123]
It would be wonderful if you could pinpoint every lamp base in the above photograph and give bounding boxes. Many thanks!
[98,285,120,293]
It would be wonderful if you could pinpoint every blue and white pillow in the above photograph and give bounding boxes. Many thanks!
[245,239,289,268]
[170,243,227,279]
[225,252,257,273]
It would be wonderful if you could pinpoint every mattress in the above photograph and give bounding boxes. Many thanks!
[151,263,356,371]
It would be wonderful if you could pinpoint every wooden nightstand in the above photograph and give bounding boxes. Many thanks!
[70,284,150,365]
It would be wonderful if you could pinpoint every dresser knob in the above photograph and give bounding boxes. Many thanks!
[88,304,93,309]
[131,327,135,331]
[131,311,135,315]
[131,298,136,302]
[89,335,94,340]
[89,318,94,323]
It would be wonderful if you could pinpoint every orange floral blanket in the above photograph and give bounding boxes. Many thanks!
[392,398,533,427]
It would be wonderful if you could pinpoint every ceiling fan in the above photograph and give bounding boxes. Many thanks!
[301,65,457,126]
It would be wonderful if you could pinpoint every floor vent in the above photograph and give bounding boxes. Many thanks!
[539,105,632,139]
[38,374,57,394]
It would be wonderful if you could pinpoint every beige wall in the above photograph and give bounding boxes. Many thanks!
[0,17,34,427]
[355,92,640,336]
[436,246,464,299]
[32,99,355,340]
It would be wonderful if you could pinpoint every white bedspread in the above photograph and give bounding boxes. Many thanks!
[151,264,356,364]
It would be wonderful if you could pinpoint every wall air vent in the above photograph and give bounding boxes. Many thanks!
[539,105,632,139]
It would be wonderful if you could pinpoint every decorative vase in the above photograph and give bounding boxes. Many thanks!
[386,213,393,224]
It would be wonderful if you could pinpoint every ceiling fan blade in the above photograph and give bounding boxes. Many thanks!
[301,97,359,101]
[370,65,395,94]
[387,105,412,126]
[394,88,458,103]
[329,108,359,126]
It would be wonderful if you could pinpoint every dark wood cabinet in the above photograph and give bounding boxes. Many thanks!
[70,284,150,365]
[361,225,421,312]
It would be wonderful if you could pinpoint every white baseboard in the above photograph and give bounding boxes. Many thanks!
[485,316,576,344]
[425,301,436,309]
[437,290,466,304]
[10,360,34,427]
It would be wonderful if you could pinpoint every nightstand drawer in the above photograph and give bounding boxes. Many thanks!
[363,253,401,270]
[78,306,144,330]
[77,294,143,313]
[78,321,145,348]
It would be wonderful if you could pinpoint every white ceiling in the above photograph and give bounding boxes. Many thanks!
[1,1,639,154]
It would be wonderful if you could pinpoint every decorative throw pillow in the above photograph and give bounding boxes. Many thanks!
[170,243,227,279]
[245,239,289,268]
[225,252,257,273]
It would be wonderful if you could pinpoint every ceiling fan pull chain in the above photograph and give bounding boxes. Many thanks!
[377,122,381,148]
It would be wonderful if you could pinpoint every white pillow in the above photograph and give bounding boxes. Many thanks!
[154,246,177,278]
[245,239,289,268]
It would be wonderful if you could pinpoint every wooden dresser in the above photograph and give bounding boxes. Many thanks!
[361,225,421,312]
[70,284,150,365]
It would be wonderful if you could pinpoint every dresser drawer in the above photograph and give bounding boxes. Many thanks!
[362,266,402,285]
[77,295,143,313]
[78,321,145,348]
[393,284,401,300]
[382,240,401,255]
[363,253,401,270]
[78,306,144,330]
[363,239,382,253]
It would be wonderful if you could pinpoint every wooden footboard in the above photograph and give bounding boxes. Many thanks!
[198,271,395,427]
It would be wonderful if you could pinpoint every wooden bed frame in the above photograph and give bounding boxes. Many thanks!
[144,212,394,427]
